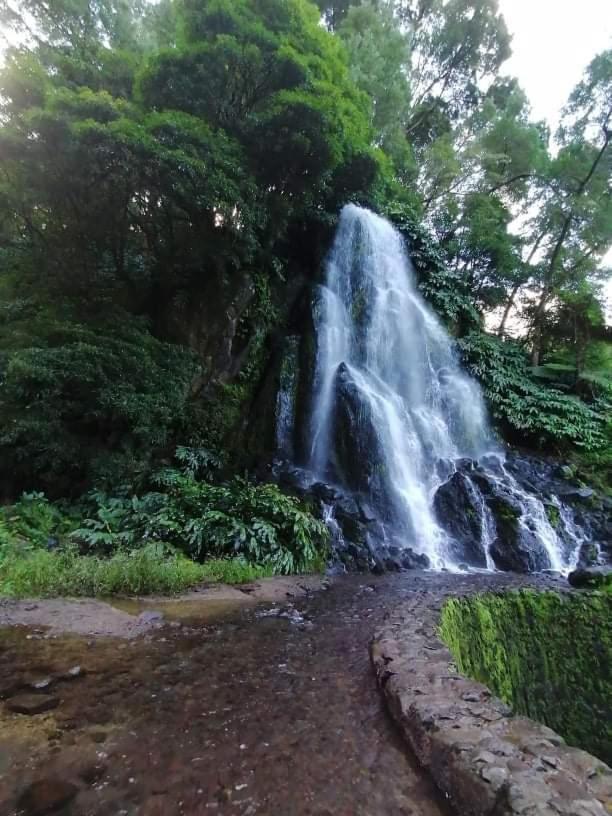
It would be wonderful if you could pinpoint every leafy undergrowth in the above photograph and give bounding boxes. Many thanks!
[459,333,608,452]
[0,450,328,597]
[440,589,612,765]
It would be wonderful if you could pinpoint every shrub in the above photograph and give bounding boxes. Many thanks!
[73,471,330,574]
[0,318,199,495]
[0,492,77,549]
[459,332,607,451]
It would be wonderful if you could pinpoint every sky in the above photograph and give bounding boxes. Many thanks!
[497,0,612,319]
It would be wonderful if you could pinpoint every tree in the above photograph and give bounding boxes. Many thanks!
[527,50,612,366]
[337,1,414,173]
[0,0,383,491]
[398,0,511,140]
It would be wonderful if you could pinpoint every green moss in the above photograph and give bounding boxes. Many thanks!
[440,589,612,765]
[545,504,560,528]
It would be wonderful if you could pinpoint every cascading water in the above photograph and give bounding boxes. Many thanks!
[308,204,582,572]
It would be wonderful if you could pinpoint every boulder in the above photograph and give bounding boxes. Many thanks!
[558,486,595,503]
[568,566,612,590]
[332,363,387,499]
[433,472,488,568]
[487,495,551,573]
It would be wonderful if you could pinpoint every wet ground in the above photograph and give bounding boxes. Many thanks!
[0,571,562,816]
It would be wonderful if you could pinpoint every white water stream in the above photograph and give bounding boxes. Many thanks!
[309,205,581,572]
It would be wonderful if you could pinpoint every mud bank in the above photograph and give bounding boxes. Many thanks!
[371,577,612,816]
[0,574,325,638]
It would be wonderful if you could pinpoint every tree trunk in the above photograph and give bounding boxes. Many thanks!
[530,285,550,367]
[497,282,520,337]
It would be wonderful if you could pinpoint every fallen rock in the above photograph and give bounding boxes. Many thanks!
[568,566,612,590]
[16,779,78,816]
[6,694,59,715]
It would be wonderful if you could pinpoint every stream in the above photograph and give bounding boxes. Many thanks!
[0,572,559,816]
[1,575,447,816]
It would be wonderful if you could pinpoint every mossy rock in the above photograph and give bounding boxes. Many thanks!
[568,567,612,590]
[440,588,612,765]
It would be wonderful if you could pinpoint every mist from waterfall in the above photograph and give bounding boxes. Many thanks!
[308,204,580,571]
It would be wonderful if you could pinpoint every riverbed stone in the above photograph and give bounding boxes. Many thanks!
[7,694,59,715]
[17,778,78,816]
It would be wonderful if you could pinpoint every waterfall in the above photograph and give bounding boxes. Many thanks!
[308,204,582,572]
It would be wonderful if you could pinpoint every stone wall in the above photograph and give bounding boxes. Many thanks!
[371,584,612,816]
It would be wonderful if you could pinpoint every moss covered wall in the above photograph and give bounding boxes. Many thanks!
[440,589,612,765]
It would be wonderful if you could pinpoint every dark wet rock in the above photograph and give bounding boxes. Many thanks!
[7,694,59,715]
[479,453,505,474]
[275,464,313,497]
[0,679,23,699]
[558,486,595,502]
[434,458,454,482]
[568,566,612,589]
[357,500,378,523]
[30,677,53,691]
[79,761,107,785]
[60,666,83,680]
[456,457,476,473]
[310,481,341,504]
[577,542,601,568]
[400,548,430,570]
[433,472,487,568]
[332,363,388,502]
[469,475,552,573]
[17,779,78,816]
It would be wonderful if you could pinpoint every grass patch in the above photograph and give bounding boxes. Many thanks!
[0,549,282,598]
[0,546,208,598]
[199,558,275,584]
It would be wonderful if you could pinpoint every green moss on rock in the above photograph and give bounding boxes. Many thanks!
[440,588,612,765]
[545,503,560,528]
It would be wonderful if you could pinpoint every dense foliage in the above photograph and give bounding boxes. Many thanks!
[0,0,610,582]
[0,448,328,595]
[459,333,607,450]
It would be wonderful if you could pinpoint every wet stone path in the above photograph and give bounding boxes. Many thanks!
[0,572,556,816]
